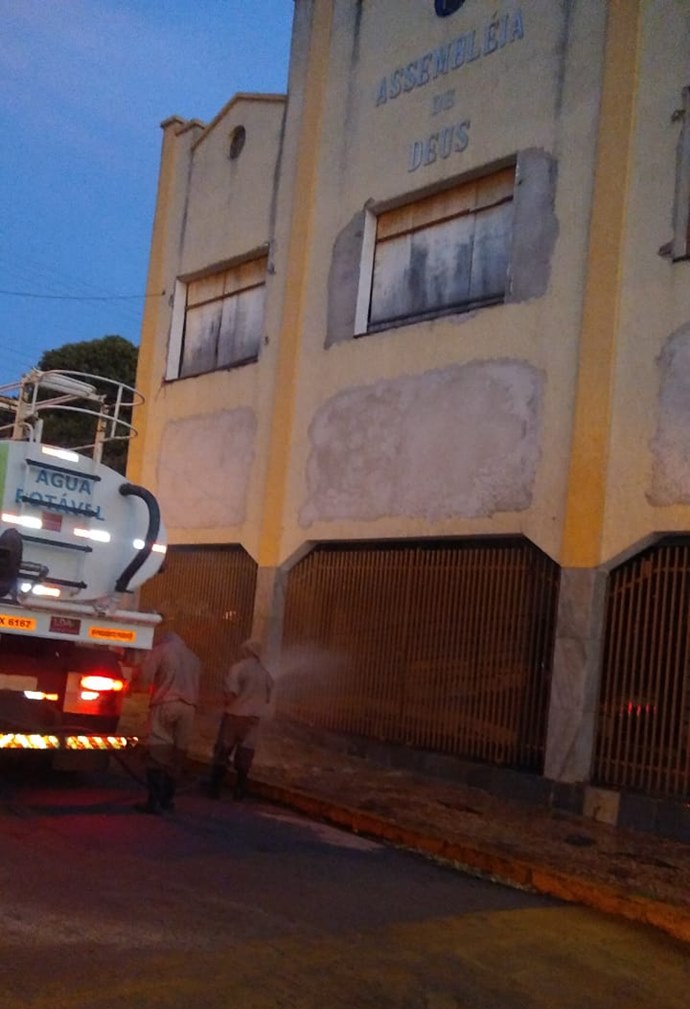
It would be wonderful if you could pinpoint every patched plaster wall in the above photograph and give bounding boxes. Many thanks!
[157,409,257,529]
[508,148,559,303]
[300,360,543,526]
[326,209,365,347]
[649,324,690,506]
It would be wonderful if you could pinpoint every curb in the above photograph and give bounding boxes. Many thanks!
[249,776,690,946]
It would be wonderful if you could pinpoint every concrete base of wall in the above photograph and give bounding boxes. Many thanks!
[283,721,690,844]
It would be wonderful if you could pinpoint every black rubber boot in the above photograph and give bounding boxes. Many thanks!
[134,769,164,814]
[233,770,248,801]
[161,774,176,812]
[233,747,253,800]
[208,763,226,800]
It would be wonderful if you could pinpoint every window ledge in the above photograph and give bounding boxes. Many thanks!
[361,296,505,338]
[165,355,259,384]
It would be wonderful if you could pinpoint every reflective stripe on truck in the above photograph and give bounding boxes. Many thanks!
[0,733,137,750]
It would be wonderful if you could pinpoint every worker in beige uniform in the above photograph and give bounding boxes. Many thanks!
[135,631,201,815]
[209,639,273,800]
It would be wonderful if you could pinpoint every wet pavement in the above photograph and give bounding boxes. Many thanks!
[245,720,690,941]
[0,759,688,1008]
[119,694,690,942]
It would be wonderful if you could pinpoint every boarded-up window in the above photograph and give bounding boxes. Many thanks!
[369,167,514,329]
[179,257,267,378]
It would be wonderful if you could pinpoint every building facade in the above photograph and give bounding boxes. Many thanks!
[129,0,690,834]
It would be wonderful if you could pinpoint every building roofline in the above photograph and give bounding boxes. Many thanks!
[176,119,206,136]
[159,115,206,136]
[192,92,287,150]
[159,93,286,144]
[160,115,187,130]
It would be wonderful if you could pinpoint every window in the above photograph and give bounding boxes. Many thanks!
[228,125,246,160]
[176,257,267,378]
[356,166,515,334]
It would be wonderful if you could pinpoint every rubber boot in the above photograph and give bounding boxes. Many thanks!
[161,774,176,812]
[233,770,248,801]
[233,747,253,801]
[208,762,226,800]
[134,769,164,814]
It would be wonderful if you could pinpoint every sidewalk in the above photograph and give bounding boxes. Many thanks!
[243,720,690,945]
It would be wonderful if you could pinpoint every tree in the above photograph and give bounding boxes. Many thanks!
[36,335,139,474]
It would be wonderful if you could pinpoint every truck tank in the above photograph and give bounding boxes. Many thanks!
[0,369,166,759]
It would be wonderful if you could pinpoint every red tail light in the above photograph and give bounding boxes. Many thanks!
[80,675,125,693]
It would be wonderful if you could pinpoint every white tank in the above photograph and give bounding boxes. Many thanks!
[0,370,166,605]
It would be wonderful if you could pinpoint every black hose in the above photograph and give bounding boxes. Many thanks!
[114,483,161,594]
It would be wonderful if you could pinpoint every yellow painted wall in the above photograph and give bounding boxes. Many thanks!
[277,0,607,564]
[133,0,690,574]
[128,116,189,488]
[130,97,287,557]
[602,0,690,562]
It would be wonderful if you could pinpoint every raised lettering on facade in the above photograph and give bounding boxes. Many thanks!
[373,8,526,173]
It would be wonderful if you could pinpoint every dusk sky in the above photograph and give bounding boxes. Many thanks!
[0,0,294,388]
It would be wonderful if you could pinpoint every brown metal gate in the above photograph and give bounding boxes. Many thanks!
[279,538,559,771]
[594,538,690,798]
[138,545,257,698]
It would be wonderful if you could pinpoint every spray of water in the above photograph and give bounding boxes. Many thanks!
[266,643,349,720]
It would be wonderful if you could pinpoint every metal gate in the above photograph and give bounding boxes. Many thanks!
[138,545,257,698]
[279,538,559,771]
[594,538,690,798]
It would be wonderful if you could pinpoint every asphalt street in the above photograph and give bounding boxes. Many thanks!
[0,763,686,1008]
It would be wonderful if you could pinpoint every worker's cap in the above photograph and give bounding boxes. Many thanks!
[241,639,262,657]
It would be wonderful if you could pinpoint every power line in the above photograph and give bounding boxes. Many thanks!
[0,289,163,302]
[0,251,145,327]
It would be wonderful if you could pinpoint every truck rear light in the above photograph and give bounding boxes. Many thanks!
[64,669,127,716]
[80,675,125,693]
[24,690,59,702]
